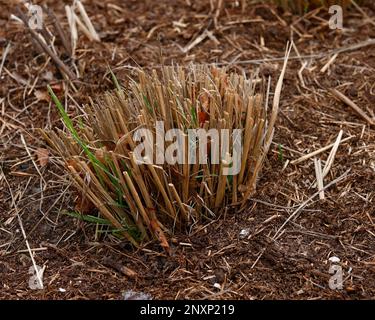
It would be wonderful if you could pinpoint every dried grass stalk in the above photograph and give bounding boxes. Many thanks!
[271,0,359,13]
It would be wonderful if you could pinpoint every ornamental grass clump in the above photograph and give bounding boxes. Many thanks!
[43,54,289,250]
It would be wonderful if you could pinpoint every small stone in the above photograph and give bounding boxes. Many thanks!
[213,283,221,290]
[329,256,340,263]
[239,228,250,239]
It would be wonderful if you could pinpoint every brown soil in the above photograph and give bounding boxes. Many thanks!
[1,0,374,300]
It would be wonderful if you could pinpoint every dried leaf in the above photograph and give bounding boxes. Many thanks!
[50,83,63,92]
[35,148,49,167]
[34,90,50,102]
[198,111,209,126]
[103,258,138,278]
[200,92,209,109]
[150,219,170,253]
[238,184,247,193]
[42,71,54,81]
[95,148,106,163]
[75,193,95,214]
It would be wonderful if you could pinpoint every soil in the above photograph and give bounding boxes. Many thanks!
[0,0,374,300]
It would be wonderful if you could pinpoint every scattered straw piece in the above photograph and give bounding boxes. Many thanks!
[66,5,78,56]
[15,7,76,80]
[0,42,10,78]
[322,130,343,178]
[20,134,46,184]
[330,89,374,126]
[314,158,325,200]
[291,135,353,165]
[320,53,338,73]
[181,29,211,53]
[273,169,351,240]
[76,0,101,42]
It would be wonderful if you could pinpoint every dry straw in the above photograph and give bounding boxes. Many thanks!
[43,46,290,250]
[272,0,357,13]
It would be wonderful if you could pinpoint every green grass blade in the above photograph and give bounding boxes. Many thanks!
[108,66,122,91]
